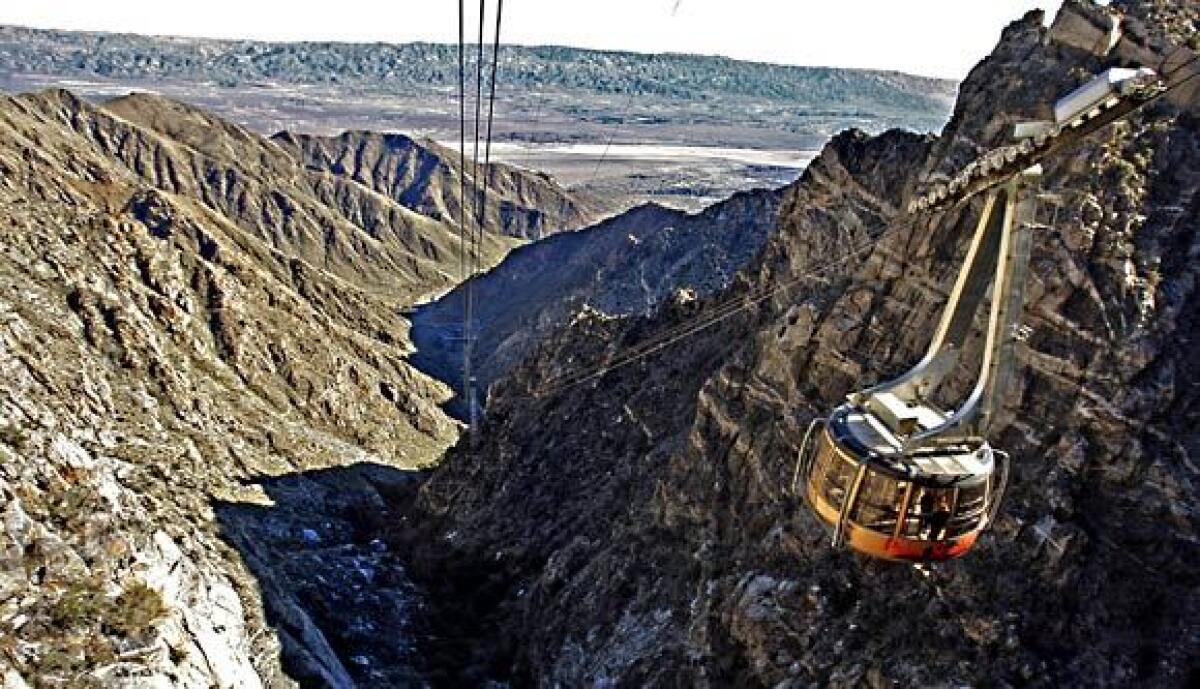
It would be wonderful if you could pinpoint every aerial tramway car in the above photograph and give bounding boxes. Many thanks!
[794,66,1165,563]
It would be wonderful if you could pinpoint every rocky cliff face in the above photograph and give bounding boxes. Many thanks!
[410,188,780,406]
[274,130,603,241]
[401,3,1200,686]
[0,89,476,687]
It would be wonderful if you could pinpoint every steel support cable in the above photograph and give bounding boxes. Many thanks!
[1149,53,1200,107]
[541,225,915,393]
[1161,50,1200,80]
[535,6,704,383]
[460,0,506,427]
[542,265,792,380]
[537,217,931,395]
[534,244,872,398]
[479,0,504,271]
[581,3,683,195]
[534,236,879,398]
[460,0,492,429]
[1162,56,1200,93]
[471,0,487,279]
[1153,43,1187,77]
[457,0,472,415]
[586,89,638,187]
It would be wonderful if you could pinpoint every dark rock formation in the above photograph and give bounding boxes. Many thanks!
[410,188,781,407]
[397,2,1200,686]
[214,465,430,688]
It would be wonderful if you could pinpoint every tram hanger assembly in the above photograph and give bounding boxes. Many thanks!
[793,65,1167,563]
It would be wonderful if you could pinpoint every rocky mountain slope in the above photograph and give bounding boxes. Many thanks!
[410,188,780,408]
[398,2,1200,686]
[0,86,593,687]
[0,89,510,303]
[0,89,458,688]
[0,77,784,686]
[274,130,602,240]
[3,1,1196,687]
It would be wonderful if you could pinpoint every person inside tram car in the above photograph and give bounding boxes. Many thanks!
[917,491,935,536]
[930,495,952,541]
[917,491,952,541]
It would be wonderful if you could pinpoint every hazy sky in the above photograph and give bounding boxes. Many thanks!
[2,1,1067,79]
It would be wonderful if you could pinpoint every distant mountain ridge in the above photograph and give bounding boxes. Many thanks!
[0,24,957,136]
[0,24,958,212]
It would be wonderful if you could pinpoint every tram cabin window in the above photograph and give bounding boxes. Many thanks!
[816,446,856,508]
[946,481,989,537]
[849,471,907,532]
[902,487,956,541]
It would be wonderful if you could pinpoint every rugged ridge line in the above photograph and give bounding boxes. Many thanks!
[0,26,957,125]
[274,130,603,241]
[98,91,520,301]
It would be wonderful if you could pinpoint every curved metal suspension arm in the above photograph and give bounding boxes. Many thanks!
[845,167,1039,453]
[852,189,1007,407]
[905,171,1038,449]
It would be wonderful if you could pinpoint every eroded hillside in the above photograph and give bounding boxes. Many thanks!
[0,76,796,685]
[275,130,604,240]
[400,2,1200,686]
[0,75,795,685]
